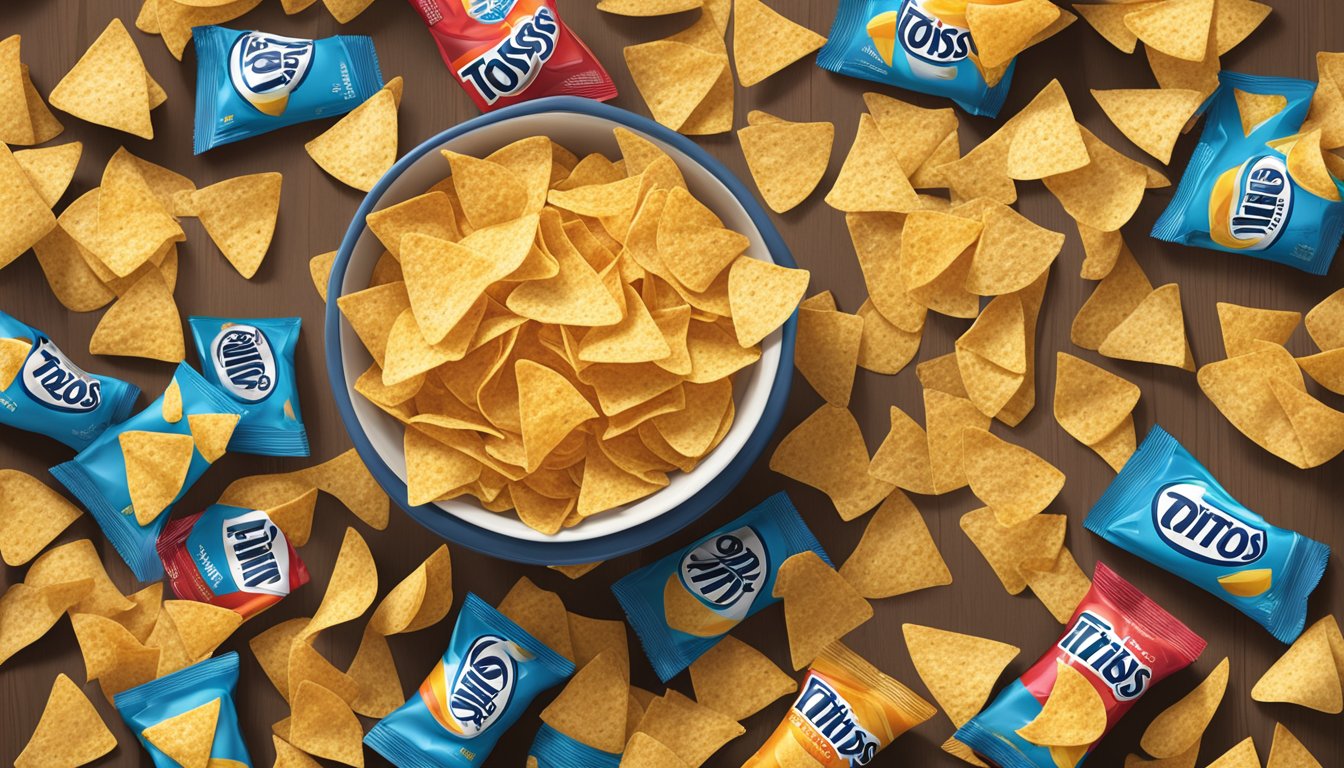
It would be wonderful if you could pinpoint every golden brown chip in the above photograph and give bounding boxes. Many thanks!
[290,681,365,767]
[13,141,81,207]
[840,490,950,598]
[142,698,219,768]
[856,299,921,375]
[1006,79,1089,181]
[1140,657,1229,759]
[1016,661,1108,746]
[967,201,1064,295]
[965,0,1060,70]
[1023,547,1091,624]
[1124,0,1214,62]
[727,257,809,347]
[624,40,725,131]
[1198,341,1307,467]
[731,0,826,86]
[0,142,56,269]
[347,628,404,719]
[769,404,894,520]
[1266,722,1323,768]
[1072,243,1153,350]
[14,673,117,768]
[0,469,82,567]
[306,88,398,192]
[826,113,921,212]
[960,507,1067,595]
[0,581,93,666]
[737,115,833,213]
[23,538,132,616]
[903,623,1019,727]
[962,427,1064,526]
[869,405,935,494]
[847,212,926,332]
[1099,283,1193,370]
[162,600,243,660]
[1092,88,1204,164]
[498,576,574,660]
[621,732,691,768]
[1204,737,1262,768]
[48,19,153,138]
[635,689,745,765]
[541,650,629,753]
[191,172,282,279]
[1043,126,1150,232]
[795,306,863,406]
[1053,352,1140,446]
[774,551,873,669]
[1217,302,1301,358]
[88,269,183,362]
[689,635,795,721]
[1251,615,1343,713]
[119,430,194,525]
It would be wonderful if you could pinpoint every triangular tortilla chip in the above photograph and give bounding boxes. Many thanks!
[1234,88,1287,135]
[1092,88,1204,163]
[1016,661,1108,746]
[962,427,1065,526]
[48,20,153,138]
[119,430,194,525]
[191,172,282,279]
[401,233,512,344]
[967,201,1064,295]
[141,698,220,768]
[634,690,744,766]
[1216,302,1300,358]
[161,600,243,660]
[840,491,950,598]
[727,256,808,346]
[1269,377,1344,469]
[1215,0,1271,55]
[773,551,873,669]
[1124,0,1215,62]
[1251,615,1343,713]
[1074,2,1151,53]
[856,299,921,374]
[769,404,893,520]
[95,148,183,278]
[965,0,1061,69]
[1007,80,1090,180]
[732,0,826,86]
[188,413,239,463]
[1099,283,1193,370]
[1054,352,1141,445]
[903,623,1019,727]
[13,142,82,207]
[305,88,398,192]
[1267,722,1324,768]
[688,635,795,721]
[825,113,921,212]
[540,651,629,753]
[1140,657,1228,759]
[795,306,863,406]
[14,674,117,768]
[0,143,56,269]
[624,40,724,131]
[869,405,935,494]
[1043,126,1150,231]
[737,116,833,212]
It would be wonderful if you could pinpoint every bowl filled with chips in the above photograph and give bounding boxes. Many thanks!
[325,97,808,564]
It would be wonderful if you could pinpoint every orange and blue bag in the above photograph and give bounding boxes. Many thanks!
[743,642,935,767]
[407,0,617,112]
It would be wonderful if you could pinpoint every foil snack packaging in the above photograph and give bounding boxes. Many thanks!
[1152,71,1344,274]
[406,0,616,112]
[527,723,620,768]
[956,563,1206,768]
[743,642,936,767]
[1086,425,1330,644]
[0,308,139,450]
[818,0,1015,117]
[50,363,245,582]
[193,25,384,154]
[611,492,830,682]
[114,652,253,768]
[157,503,310,620]
[364,592,574,767]
[188,316,309,457]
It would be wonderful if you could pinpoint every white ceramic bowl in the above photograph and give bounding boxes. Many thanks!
[324,97,797,564]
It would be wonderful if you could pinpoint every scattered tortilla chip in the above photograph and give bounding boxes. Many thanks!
[302,527,377,640]
[1215,0,1271,54]
[290,681,365,767]
[306,88,398,191]
[966,0,1061,69]
[14,142,82,207]
[273,736,322,768]
[0,469,82,567]
[856,299,921,374]
[369,544,452,636]
[903,623,1019,727]
[1074,2,1149,53]
[773,551,873,669]
[188,413,239,464]
[968,201,1064,295]
[1072,243,1153,349]
[737,115,832,213]
[1234,88,1287,135]
[1092,88,1204,164]
[347,628,404,718]
[826,113,921,212]
[1099,283,1193,370]
[925,389,991,494]
[0,336,27,389]
[1023,547,1091,623]
[119,430,194,525]
[1306,287,1344,351]
[309,251,335,302]
[869,405,935,494]
[298,449,390,530]
[689,635,795,721]
[30,224,114,312]
[1054,352,1140,445]
[1091,414,1138,472]
[48,19,153,138]
[726,257,808,346]
[1267,722,1323,768]
[847,212,926,332]
[635,690,744,766]
[190,172,282,279]
[770,404,894,520]
[624,40,725,131]
[1205,738,1262,768]
[621,732,691,768]
[142,698,219,768]
[963,427,1064,526]
[541,650,628,753]
[1016,661,1108,746]
[0,142,56,269]
[863,92,959,177]
[89,269,183,362]
[249,616,308,699]
[1145,31,1220,103]
[732,0,826,86]
[1140,657,1228,759]
[13,673,117,768]
[1124,0,1215,62]
[795,306,863,406]
[162,600,243,660]
[1043,126,1149,231]
[23,538,133,617]
[1251,615,1343,713]
[960,507,1067,595]
[498,576,574,660]
[0,581,93,666]
[902,210,983,294]
[840,490,950,598]
[1077,220,1124,280]
[1006,80,1089,180]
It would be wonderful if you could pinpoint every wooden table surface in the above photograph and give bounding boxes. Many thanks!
[2,0,1342,766]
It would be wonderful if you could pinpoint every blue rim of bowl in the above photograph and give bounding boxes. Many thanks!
[325,96,797,565]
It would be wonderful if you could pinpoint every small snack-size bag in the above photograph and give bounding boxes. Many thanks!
[743,642,936,767]
[1152,71,1344,274]
[364,593,575,768]
[527,723,620,768]
[0,308,139,450]
[406,0,616,113]
[193,26,384,154]
[50,363,244,581]
[158,503,311,620]
[114,652,253,768]
[1086,425,1330,644]
[817,0,1016,117]
[611,492,830,682]
[188,316,309,457]
[955,563,1206,768]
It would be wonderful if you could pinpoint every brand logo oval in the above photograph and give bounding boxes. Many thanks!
[897,0,973,66]
[20,338,101,413]
[678,525,768,623]
[221,509,290,597]
[1151,482,1267,566]
[211,325,276,403]
[1221,155,1293,251]
[455,7,558,105]
[447,635,517,738]
[228,32,315,115]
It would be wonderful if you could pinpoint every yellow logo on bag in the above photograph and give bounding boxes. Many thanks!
[1217,568,1273,597]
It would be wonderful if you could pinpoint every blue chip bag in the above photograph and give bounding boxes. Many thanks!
[0,308,139,450]
[611,492,830,682]
[1152,71,1344,274]
[817,0,1015,117]
[188,316,309,457]
[1086,425,1330,644]
[50,363,245,582]
[193,26,384,154]
[365,593,574,768]
[114,651,253,768]
[527,724,620,768]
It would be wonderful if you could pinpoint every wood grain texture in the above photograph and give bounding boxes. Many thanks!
[1,1,1341,766]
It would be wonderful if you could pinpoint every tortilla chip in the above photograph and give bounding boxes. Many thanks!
[770,404,894,520]
[0,469,82,567]
[966,0,1061,69]
[347,629,404,718]
[960,507,1067,595]
[1124,0,1214,62]
[967,201,1064,295]
[306,89,398,192]
[0,581,93,666]
[1023,547,1091,623]
[0,143,56,269]
[119,430,194,525]
[142,698,219,768]
[869,405,935,494]
[23,538,133,616]
[903,623,1019,727]
[1007,80,1089,180]
[191,172,282,279]
[795,306,863,406]
[541,650,629,752]
[1091,88,1204,163]
[1077,220,1124,280]
[732,0,826,86]
[689,635,795,721]
[962,427,1064,526]
[774,551,873,669]
[624,40,725,131]
[162,600,243,660]
[48,19,153,138]
[1267,722,1323,768]
[1251,615,1343,713]
[1053,352,1141,445]
[309,251,335,302]
[1016,661,1108,746]
[847,212,926,332]
[634,690,744,766]
[1042,127,1149,231]
[856,299,921,375]
[14,142,82,207]
[1198,342,1307,467]
[840,490,950,598]
[14,673,117,768]
[825,113,921,212]
[1072,243,1153,349]
[290,681,365,766]
[1099,283,1193,370]
[188,413,239,464]
[498,576,574,660]
[737,116,833,213]
[925,389,991,494]
[1204,738,1262,768]
[1140,657,1229,759]
[1215,302,1300,358]
[1145,34,1221,102]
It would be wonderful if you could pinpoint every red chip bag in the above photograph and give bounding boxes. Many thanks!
[408,0,617,111]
